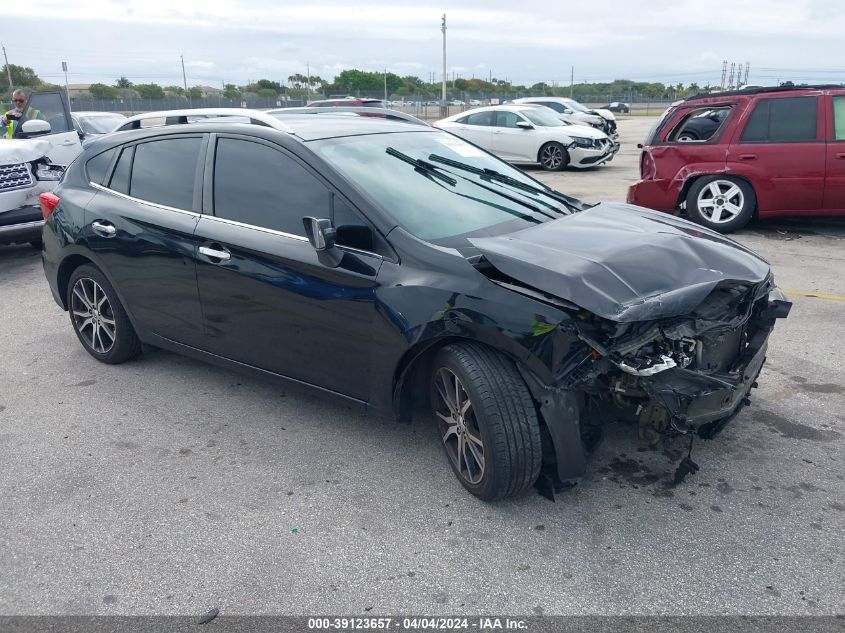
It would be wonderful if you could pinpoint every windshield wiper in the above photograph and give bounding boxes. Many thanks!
[386,147,556,220]
[385,147,457,186]
[427,154,589,213]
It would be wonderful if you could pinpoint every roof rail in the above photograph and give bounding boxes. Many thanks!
[113,108,294,133]
[267,106,429,126]
[685,84,844,101]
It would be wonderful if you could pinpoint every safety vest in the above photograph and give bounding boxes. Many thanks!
[3,113,17,139]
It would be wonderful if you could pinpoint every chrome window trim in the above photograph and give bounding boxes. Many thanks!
[89,182,200,217]
[90,183,384,259]
[198,213,308,242]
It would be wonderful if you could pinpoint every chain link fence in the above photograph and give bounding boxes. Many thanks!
[69,92,675,118]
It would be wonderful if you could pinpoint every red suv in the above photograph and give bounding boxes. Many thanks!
[627,85,845,232]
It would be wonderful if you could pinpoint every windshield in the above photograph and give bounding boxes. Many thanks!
[520,108,564,127]
[562,99,589,113]
[313,130,569,242]
[78,114,126,134]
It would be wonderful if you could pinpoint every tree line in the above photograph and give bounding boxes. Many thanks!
[1,63,724,102]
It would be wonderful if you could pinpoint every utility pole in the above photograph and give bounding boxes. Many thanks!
[306,62,311,100]
[2,45,12,88]
[181,54,191,107]
[569,66,574,98]
[744,62,750,85]
[384,69,387,102]
[61,61,71,112]
[728,62,735,90]
[441,13,447,117]
[720,60,728,90]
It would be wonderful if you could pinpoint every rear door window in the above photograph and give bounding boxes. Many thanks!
[129,137,202,209]
[108,146,133,194]
[465,111,494,126]
[740,96,818,142]
[212,137,330,236]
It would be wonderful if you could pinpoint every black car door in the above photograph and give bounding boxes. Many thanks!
[83,135,207,347]
[193,134,383,400]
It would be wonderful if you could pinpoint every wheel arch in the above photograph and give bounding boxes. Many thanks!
[677,171,758,216]
[391,334,540,424]
[55,250,145,339]
[536,140,568,166]
[56,253,96,310]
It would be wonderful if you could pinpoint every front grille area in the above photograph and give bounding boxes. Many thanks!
[0,163,34,192]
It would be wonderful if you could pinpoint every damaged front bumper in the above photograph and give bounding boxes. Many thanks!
[521,284,792,489]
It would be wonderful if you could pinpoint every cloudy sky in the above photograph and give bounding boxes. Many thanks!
[6,0,845,88]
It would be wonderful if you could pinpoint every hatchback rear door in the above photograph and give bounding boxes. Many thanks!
[726,94,826,214]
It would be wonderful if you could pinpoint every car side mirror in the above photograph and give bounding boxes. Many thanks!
[563,108,574,115]
[515,121,533,130]
[303,216,342,267]
[19,119,51,138]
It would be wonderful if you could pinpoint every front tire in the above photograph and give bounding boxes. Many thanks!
[430,343,542,501]
[538,142,569,171]
[686,176,756,233]
[67,264,142,364]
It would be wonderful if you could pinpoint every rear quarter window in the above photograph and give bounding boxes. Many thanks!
[740,96,818,142]
[85,148,117,185]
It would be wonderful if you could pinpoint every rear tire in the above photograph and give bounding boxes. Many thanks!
[686,176,756,233]
[67,264,142,364]
[430,343,542,501]
[538,142,569,171]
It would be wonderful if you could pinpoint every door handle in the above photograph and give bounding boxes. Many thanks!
[493,130,503,134]
[61,140,77,146]
[836,153,845,159]
[199,245,231,262]
[91,220,116,237]
[739,154,757,160]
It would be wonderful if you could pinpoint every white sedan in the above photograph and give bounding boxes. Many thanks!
[434,105,617,170]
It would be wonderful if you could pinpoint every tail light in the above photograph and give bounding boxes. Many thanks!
[39,192,60,219]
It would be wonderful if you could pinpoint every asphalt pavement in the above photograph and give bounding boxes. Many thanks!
[0,117,843,616]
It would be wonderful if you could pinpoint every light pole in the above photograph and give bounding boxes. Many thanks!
[61,61,71,112]
[441,14,447,118]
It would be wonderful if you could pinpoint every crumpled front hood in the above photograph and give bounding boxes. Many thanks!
[0,138,52,164]
[558,124,607,140]
[589,108,616,122]
[469,203,771,322]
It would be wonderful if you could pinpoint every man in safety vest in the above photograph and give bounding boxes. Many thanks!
[2,89,27,138]
[2,88,44,138]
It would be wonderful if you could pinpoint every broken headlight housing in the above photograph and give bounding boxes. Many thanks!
[569,136,594,149]
[32,160,65,181]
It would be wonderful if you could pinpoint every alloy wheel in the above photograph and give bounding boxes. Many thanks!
[696,180,745,224]
[540,144,564,170]
[70,277,116,354]
[433,367,485,485]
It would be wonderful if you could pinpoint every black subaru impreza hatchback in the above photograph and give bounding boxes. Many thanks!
[41,108,790,500]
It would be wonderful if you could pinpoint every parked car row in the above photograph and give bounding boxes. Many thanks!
[39,107,790,501]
